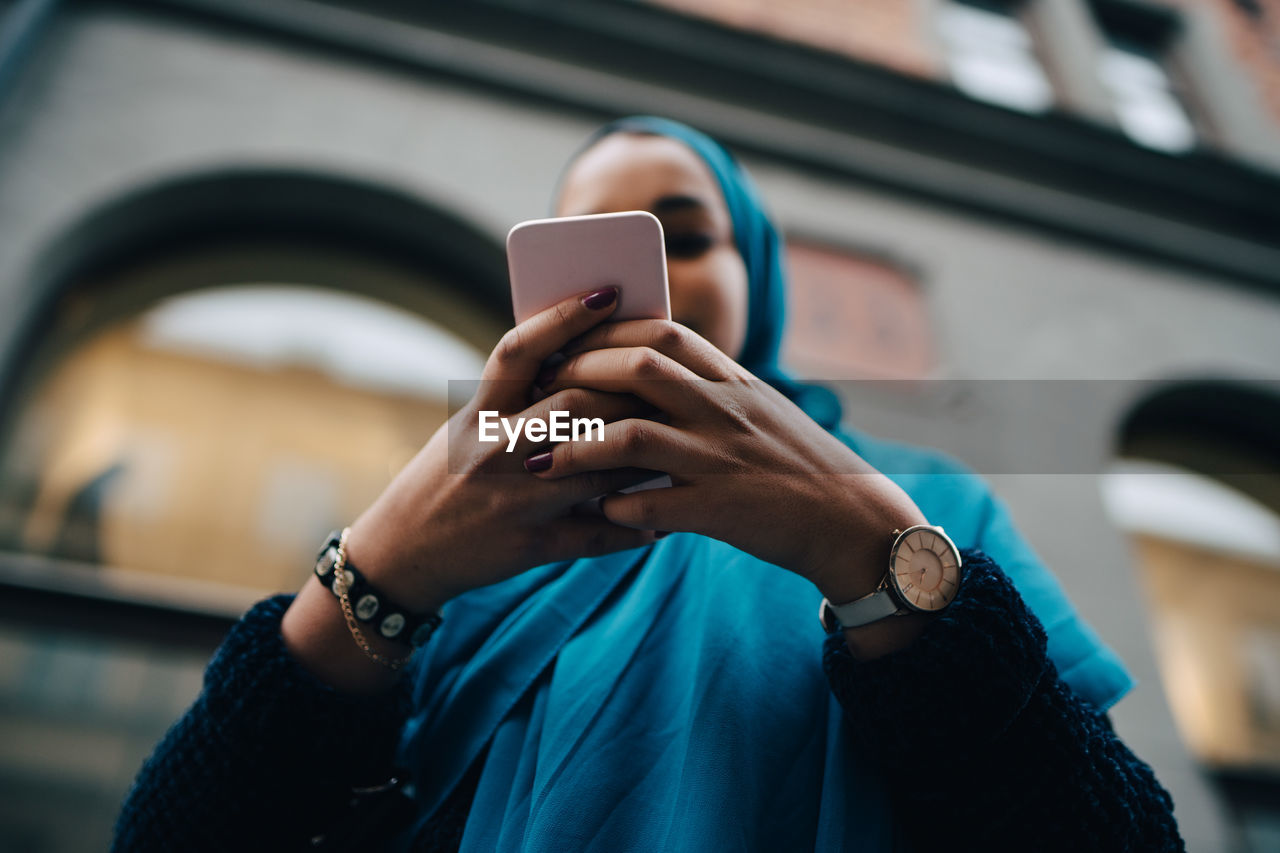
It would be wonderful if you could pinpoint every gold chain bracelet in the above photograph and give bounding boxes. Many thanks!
[332,528,414,672]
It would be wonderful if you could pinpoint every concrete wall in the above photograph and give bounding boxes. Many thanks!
[4,6,1280,849]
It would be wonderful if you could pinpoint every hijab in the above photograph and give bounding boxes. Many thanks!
[575,115,844,430]
[391,117,1133,852]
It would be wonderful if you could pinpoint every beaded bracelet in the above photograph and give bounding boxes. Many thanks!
[314,528,443,670]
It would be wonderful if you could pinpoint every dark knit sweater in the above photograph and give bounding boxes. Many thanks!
[111,551,1184,851]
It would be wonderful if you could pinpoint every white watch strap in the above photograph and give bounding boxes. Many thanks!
[827,588,901,629]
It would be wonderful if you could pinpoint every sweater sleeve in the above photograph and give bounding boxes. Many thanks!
[111,594,415,852]
[823,550,1185,853]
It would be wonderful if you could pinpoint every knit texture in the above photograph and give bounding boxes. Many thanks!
[823,550,1185,852]
[111,594,414,851]
[113,554,1184,851]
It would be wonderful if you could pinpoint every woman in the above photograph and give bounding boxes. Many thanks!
[113,117,1183,851]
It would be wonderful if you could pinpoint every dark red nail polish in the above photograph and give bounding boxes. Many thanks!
[535,364,557,387]
[581,287,618,310]
[524,451,553,473]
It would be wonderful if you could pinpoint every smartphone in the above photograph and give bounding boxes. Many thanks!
[507,210,671,324]
[506,210,673,517]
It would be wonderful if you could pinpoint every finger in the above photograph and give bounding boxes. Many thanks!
[480,286,620,401]
[502,387,656,458]
[547,466,667,507]
[526,417,694,478]
[564,320,737,381]
[541,347,708,417]
[599,484,702,532]
[477,388,653,462]
[533,516,660,563]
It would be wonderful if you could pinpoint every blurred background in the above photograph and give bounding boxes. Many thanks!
[0,0,1277,850]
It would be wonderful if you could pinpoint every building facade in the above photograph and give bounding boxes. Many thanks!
[0,1,1278,849]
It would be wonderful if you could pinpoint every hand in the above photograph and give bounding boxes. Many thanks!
[283,287,661,691]
[532,319,929,607]
[342,287,660,613]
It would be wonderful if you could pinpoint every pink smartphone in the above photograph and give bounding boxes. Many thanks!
[507,210,671,324]
[506,210,674,517]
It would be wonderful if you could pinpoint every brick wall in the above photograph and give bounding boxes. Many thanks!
[645,0,939,77]
[1187,0,1280,124]
[646,0,1280,129]
[782,242,933,381]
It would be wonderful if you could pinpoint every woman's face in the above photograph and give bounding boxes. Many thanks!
[555,132,749,361]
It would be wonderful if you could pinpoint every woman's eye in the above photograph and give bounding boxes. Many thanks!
[664,233,713,259]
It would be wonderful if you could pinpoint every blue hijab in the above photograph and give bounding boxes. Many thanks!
[392,117,1133,851]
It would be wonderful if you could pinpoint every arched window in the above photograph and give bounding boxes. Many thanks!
[0,171,507,850]
[2,275,490,603]
[0,171,508,616]
[1102,379,1280,846]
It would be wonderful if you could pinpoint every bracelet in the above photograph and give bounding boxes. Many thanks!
[314,528,443,670]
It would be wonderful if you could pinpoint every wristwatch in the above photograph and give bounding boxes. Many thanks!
[819,524,963,631]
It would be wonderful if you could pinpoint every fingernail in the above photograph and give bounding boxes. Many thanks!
[654,531,670,539]
[524,451,553,473]
[535,364,557,387]
[581,287,618,310]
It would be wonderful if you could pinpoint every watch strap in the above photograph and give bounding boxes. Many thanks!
[821,587,903,631]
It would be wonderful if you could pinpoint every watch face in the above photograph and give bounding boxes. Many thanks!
[890,527,961,612]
